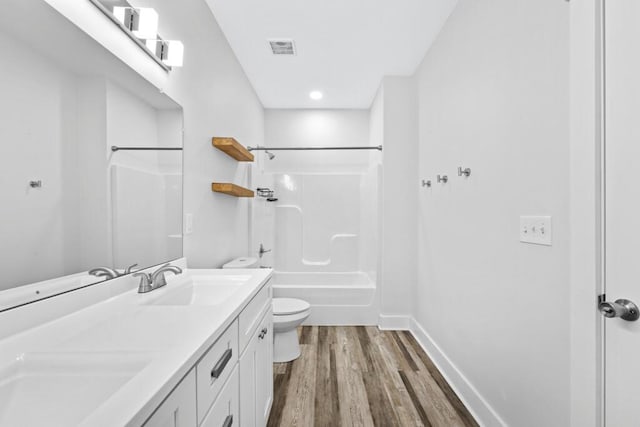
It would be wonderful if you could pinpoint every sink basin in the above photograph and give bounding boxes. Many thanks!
[0,352,151,426]
[142,275,251,306]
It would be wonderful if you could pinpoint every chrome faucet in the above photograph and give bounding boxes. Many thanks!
[151,263,183,289]
[89,263,140,280]
[134,272,153,293]
[89,267,120,280]
[124,263,139,274]
[134,264,182,294]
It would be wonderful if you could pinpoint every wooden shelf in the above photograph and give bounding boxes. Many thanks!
[212,137,254,162]
[211,183,255,198]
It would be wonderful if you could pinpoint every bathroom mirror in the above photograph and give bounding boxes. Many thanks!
[0,0,183,310]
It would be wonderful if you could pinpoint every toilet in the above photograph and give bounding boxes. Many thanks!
[221,257,259,269]
[222,257,310,362]
[272,297,311,362]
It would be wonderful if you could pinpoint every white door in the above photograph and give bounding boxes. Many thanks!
[603,1,640,425]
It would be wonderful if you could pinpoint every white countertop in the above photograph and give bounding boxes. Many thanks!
[0,268,273,427]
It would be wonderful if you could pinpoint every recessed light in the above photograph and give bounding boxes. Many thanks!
[309,91,323,100]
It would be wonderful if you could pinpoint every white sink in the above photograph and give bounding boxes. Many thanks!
[0,352,151,426]
[142,274,251,306]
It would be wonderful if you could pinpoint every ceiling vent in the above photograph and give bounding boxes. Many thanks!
[269,39,296,56]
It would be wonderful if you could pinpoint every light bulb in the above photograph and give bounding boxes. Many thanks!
[309,91,323,100]
[161,40,184,67]
[113,7,158,40]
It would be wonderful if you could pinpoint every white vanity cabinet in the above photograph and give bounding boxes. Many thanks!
[144,370,197,427]
[142,279,273,427]
[239,308,274,427]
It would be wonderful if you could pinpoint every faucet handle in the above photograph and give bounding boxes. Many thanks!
[259,243,272,257]
[125,263,139,274]
[151,264,182,289]
[133,272,153,293]
[89,269,109,278]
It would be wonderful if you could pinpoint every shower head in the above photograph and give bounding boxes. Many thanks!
[265,150,276,160]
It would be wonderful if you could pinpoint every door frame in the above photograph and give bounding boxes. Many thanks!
[569,0,605,426]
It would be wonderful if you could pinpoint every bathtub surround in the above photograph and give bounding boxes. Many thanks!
[261,109,381,324]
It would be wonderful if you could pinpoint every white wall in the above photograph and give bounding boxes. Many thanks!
[378,77,418,327]
[44,0,265,268]
[413,0,570,426]
[144,0,265,268]
[0,30,75,288]
[264,109,371,173]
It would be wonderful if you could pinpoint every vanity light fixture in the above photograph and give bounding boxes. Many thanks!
[113,6,159,40]
[146,39,184,67]
[89,0,185,70]
[309,91,323,100]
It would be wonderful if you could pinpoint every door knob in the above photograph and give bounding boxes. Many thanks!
[598,298,640,321]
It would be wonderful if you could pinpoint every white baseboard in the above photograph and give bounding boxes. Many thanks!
[409,318,506,427]
[302,305,379,326]
[378,314,411,330]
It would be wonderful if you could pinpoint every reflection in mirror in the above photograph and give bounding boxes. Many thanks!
[88,0,185,69]
[0,1,183,311]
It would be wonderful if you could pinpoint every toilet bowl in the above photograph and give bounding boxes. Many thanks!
[223,257,310,362]
[273,298,311,363]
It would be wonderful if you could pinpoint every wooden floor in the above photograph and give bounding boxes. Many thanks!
[267,326,479,427]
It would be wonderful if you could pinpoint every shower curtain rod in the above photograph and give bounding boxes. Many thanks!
[111,146,183,152]
[247,145,383,152]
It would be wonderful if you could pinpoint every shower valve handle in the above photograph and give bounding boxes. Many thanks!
[259,243,271,257]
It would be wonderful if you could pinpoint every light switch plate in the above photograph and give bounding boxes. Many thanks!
[185,213,193,235]
[520,216,552,246]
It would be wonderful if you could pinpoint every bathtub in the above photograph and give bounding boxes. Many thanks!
[271,271,378,325]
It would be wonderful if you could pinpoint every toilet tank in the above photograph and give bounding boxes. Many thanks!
[222,257,259,269]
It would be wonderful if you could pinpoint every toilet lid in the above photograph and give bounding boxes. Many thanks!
[273,298,310,315]
[222,257,258,269]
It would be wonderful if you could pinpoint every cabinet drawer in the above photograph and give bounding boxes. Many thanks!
[238,281,271,353]
[197,320,239,424]
[201,366,239,427]
[144,369,196,427]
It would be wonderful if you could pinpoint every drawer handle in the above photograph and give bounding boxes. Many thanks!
[211,349,233,379]
[259,327,268,339]
[222,414,233,427]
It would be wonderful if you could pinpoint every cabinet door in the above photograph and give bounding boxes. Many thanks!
[239,321,259,427]
[239,308,273,427]
[255,310,273,427]
[144,369,197,427]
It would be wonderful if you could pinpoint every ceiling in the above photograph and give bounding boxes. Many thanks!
[204,0,458,109]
